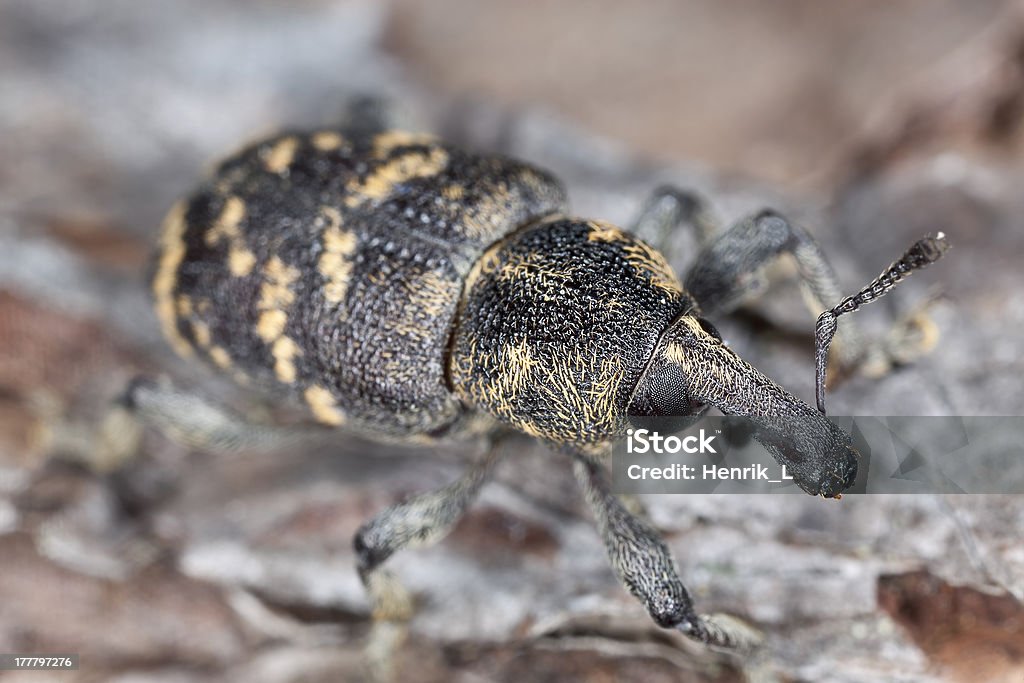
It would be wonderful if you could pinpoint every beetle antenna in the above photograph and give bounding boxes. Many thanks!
[815,232,950,414]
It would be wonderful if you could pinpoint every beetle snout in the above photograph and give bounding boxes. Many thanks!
[817,444,859,498]
[754,416,859,498]
[803,424,859,498]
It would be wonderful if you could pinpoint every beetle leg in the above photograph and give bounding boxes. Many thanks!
[630,189,866,372]
[339,94,417,137]
[629,188,848,331]
[629,186,721,267]
[94,376,309,469]
[684,210,843,318]
[353,439,505,680]
[684,210,876,371]
[571,452,762,652]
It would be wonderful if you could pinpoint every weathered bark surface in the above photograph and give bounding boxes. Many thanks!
[2,2,1023,681]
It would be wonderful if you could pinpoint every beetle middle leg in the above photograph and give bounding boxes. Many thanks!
[92,376,314,471]
[353,435,506,680]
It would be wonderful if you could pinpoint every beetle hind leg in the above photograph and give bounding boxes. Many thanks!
[97,376,311,466]
[353,440,504,680]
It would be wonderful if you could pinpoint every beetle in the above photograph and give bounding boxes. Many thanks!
[136,110,948,667]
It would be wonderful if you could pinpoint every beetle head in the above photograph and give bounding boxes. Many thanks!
[631,315,858,497]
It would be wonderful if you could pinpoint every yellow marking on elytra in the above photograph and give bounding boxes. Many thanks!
[323,223,356,254]
[319,211,358,304]
[204,196,257,278]
[390,321,433,342]
[153,201,193,357]
[228,246,257,277]
[272,336,300,383]
[371,130,436,158]
[259,256,300,311]
[175,295,193,317]
[406,270,452,318]
[304,385,346,426]
[318,205,342,231]
[209,346,233,369]
[253,256,302,380]
[311,131,344,151]
[518,167,550,193]
[205,196,246,246]
[344,147,449,208]
[257,309,287,343]
[442,184,464,201]
[263,136,298,173]
[191,320,212,348]
[460,183,513,239]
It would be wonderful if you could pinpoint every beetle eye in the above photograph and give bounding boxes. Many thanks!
[697,317,722,342]
[627,361,709,431]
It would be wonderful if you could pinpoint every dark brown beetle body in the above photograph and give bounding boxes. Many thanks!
[150,124,948,658]
[154,128,709,449]
[154,130,570,438]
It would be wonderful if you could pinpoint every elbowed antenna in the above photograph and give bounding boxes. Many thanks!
[814,233,950,414]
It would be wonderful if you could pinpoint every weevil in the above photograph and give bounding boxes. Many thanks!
[137,111,948,661]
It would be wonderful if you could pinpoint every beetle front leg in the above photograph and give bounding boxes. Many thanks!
[353,439,504,680]
[629,187,849,330]
[631,190,869,372]
[685,210,848,323]
[684,211,951,412]
[686,210,940,377]
[629,186,721,268]
[571,452,761,651]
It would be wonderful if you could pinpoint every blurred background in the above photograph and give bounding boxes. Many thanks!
[2,1,1024,681]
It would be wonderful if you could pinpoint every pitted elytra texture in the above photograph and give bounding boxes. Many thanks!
[154,129,566,437]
